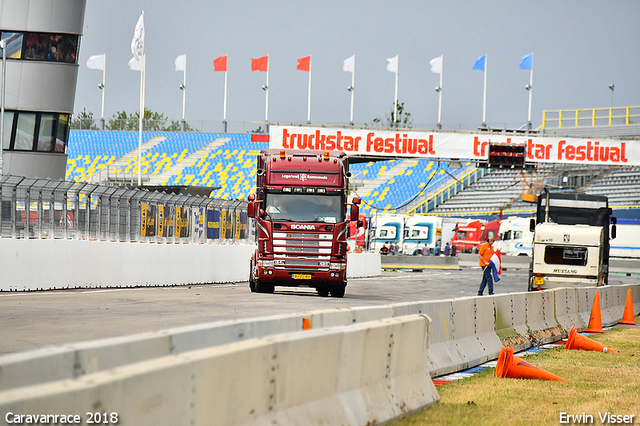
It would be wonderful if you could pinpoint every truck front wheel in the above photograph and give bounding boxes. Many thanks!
[329,284,346,298]
[256,281,274,294]
[249,259,257,292]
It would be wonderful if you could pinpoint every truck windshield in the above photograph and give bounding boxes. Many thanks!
[544,246,588,266]
[264,193,344,223]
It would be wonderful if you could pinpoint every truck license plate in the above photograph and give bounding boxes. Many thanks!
[292,273,312,280]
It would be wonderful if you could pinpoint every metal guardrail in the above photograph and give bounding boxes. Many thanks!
[0,175,250,244]
[541,106,640,129]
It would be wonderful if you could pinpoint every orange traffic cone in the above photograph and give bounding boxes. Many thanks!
[584,291,604,333]
[619,289,637,326]
[495,347,567,382]
[565,326,618,353]
[302,317,311,330]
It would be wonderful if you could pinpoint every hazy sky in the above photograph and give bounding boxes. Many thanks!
[74,0,640,132]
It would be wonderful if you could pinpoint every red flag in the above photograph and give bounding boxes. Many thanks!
[251,55,268,72]
[213,55,227,72]
[296,55,310,72]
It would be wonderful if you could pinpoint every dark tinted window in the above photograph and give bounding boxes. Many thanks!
[544,246,588,266]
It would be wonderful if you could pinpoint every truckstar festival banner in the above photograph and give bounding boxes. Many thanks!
[269,125,639,166]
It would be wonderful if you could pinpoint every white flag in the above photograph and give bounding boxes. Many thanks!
[128,56,141,71]
[386,54,398,73]
[175,54,186,72]
[131,12,145,59]
[430,55,443,74]
[343,54,355,73]
[86,53,106,71]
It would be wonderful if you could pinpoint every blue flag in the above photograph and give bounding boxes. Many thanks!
[520,53,533,70]
[473,55,486,71]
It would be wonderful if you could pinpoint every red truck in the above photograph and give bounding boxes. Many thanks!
[247,149,360,297]
[451,219,500,253]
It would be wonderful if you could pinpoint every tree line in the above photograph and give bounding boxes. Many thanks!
[70,108,193,131]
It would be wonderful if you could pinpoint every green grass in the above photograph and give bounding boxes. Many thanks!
[396,326,640,426]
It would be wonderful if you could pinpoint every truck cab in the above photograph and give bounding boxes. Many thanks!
[402,215,442,256]
[370,214,408,254]
[529,191,615,291]
[494,216,534,256]
[247,149,360,297]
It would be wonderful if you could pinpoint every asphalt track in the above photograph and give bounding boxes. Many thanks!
[1,268,638,355]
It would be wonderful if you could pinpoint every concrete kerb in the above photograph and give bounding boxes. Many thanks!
[0,315,439,426]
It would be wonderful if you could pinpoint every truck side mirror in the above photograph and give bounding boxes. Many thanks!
[352,196,361,205]
[611,217,617,239]
[350,203,359,221]
[247,201,255,218]
[529,218,535,233]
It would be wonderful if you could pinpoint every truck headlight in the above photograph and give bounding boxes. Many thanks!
[330,262,345,270]
[259,260,274,268]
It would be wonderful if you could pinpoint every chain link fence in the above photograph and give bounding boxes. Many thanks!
[0,175,251,244]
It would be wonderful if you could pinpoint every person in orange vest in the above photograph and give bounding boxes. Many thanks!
[477,236,495,296]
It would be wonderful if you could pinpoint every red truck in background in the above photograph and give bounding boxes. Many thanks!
[247,149,360,298]
[451,219,500,253]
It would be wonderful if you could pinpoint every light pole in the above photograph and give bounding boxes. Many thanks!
[609,84,614,107]
[0,39,6,176]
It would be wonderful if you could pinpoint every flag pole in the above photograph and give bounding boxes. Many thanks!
[394,55,399,125]
[223,53,228,132]
[482,53,487,128]
[100,53,106,130]
[437,54,443,129]
[181,53,186,131]
[527,52,533,130]
[264,54,269,123]
[350,54,355,125]
[307,54,312,124]
[138,52,145,186]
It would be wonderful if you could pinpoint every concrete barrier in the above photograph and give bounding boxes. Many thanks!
[524,290,563,344]
[553,288,585,332]
[347,252,382,278]
[380,254,459,270]
[1,283,638,425]
[0,315,439,426]
[0,241,381,292]
[493,292,530,351]
[0,239,256,291]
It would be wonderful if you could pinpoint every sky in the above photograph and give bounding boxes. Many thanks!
[74,0,640,133]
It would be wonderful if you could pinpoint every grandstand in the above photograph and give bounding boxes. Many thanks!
[66,124,640,219]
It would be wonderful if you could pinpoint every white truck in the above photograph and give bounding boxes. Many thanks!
[370,214,409,254]
[609,218,640,258]
[495,216,534,256]
[528,191,616,291]
[402,215,442,255]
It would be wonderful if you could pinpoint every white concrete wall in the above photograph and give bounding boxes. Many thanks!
[0,239,255,291]
[0,240,381,291]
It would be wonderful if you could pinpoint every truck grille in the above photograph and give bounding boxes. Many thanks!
[272,231,334,270]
